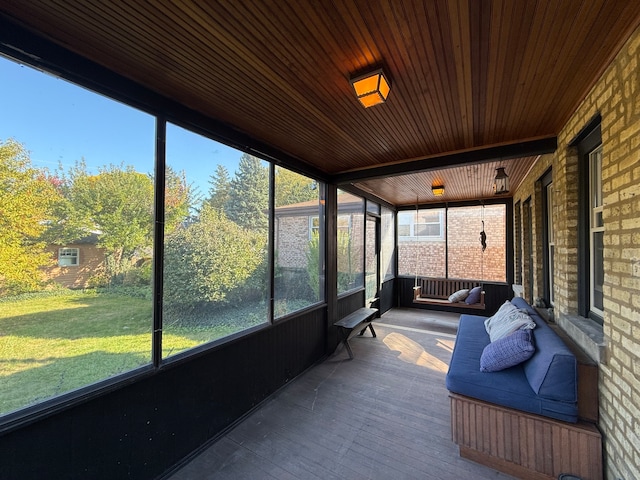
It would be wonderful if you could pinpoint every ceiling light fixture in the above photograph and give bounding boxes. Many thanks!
[431,184,445,196]
[493,167,509,194]
[350,68,391,108]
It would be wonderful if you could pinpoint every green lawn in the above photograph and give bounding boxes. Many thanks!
[0,291,260,416]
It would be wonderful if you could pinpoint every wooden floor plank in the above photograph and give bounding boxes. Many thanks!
[168,310,516,480]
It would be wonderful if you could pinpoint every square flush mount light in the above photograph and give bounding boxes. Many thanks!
[350,68,391,108]
[431,184,445,196]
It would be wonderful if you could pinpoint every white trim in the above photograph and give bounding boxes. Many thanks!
[589,145,604,317]
[58,247,79,267]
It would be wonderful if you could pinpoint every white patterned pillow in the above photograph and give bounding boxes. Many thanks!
[484,300,536,342]
[448,288,469,303]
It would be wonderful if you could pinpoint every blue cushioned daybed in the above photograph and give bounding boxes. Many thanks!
[446,297,603,479]
[446,296,578,422]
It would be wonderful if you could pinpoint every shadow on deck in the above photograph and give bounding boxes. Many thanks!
[167,308,515,480]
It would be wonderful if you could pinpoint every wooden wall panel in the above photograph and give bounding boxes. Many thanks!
[450,393,602,480]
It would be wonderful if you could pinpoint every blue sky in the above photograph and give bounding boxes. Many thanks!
[0,54,243,196]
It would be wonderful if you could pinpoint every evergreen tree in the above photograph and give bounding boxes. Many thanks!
[207,164,231,212]
[225,154,269,230]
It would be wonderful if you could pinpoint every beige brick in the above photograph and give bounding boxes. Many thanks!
[622,216,640,230]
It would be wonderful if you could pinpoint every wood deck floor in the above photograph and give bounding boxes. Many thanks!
[166,308,515,480]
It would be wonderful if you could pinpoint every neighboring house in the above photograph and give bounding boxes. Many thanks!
[42,233,106,289]
[274,198,320,270]
[274,193,364,270]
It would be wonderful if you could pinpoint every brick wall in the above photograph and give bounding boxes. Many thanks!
[275,216,311,268]
[43,244,106,288]
[513,25,640,480]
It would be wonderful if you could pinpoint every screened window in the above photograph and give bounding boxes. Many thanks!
[337,190,364,295]
[397,208,446,277]
[381,206,395,281]
[58,248,79,266]
[398,204,506,281]
[273,167,324,317]
[0,54,155,416]
[448,205,506,281]
[162,124,269,357]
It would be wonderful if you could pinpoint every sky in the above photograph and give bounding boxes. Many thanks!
[0,54,244,197]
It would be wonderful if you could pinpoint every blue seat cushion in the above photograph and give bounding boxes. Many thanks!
[446,313,578,423]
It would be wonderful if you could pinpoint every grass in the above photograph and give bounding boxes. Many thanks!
[0,290,268,416]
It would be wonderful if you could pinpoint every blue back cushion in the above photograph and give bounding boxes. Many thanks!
[510,297,577,402]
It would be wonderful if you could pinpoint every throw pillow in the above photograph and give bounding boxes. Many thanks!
[448,288,469,303]
[484,300,536,342]
[480,329,535,372]
[465,286,482,304]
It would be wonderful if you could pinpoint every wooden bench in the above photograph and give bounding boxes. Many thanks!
[413,278,485,310]
[334,307,378,359]
[450,393,602,480]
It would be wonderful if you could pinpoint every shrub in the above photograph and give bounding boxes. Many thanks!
[163,205,267,309]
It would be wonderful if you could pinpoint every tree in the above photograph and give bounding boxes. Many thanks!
[0,139,61,295]
[225,154,269,230]
[164,166,191,236]
[274,168,317,207]
[206,164,231,212]
[57,163,150,278]
[163,204,267,307]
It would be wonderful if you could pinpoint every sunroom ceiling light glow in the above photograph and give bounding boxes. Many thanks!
[432,185,445,196]
[350,68,391,108]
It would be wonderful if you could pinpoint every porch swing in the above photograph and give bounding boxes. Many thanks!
[412,202,486,310]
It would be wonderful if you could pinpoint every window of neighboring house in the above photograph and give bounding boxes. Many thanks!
[309,215,320,238]
[397,210,444,240]
[58,248,79,266]
[337,213,351,233]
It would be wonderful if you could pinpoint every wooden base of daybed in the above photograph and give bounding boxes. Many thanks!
[450,393,602,480]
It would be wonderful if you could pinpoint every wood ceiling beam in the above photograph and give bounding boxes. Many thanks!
[333,136,557,184]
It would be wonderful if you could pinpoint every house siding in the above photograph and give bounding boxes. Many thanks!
[513,24,640,480]
[43,244,106,289]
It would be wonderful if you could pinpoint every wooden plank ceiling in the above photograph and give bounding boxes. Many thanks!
[1,1,639,206]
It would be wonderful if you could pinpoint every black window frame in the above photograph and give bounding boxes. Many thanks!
[574,115,604,325]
